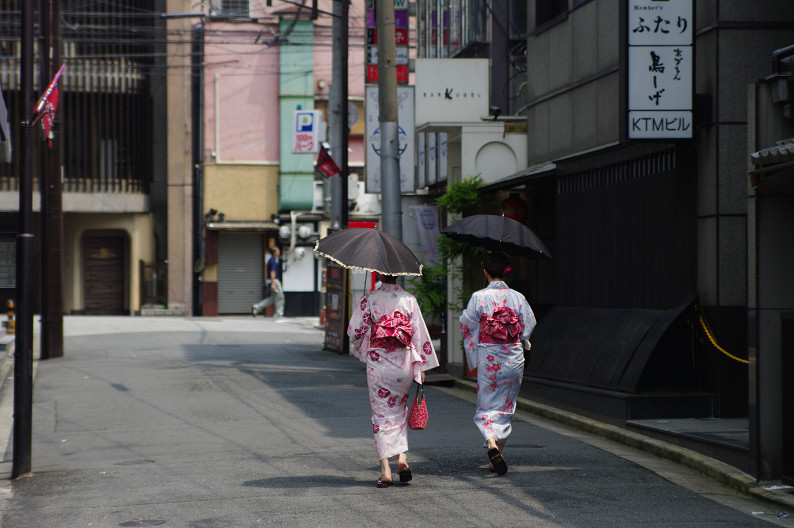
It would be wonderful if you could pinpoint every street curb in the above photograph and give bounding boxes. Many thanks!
[451,379,794,511]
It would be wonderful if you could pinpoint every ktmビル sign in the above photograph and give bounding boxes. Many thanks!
[627,0,693,139]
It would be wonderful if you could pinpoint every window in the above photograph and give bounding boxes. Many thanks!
[535,0,567,30]
[215,0,250,17]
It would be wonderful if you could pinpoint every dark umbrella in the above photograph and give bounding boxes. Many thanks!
[441,214,552,258]
[313,228,423,276]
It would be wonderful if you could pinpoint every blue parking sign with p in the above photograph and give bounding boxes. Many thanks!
[296,111,314,132]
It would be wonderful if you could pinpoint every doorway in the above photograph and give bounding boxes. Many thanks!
[84,235,126,314]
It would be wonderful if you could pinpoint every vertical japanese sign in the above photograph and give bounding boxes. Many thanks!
[417,132,426,188]
[412,205,440,264]
[427,133,437,185]
[627,0,693,139]
[365,85,415,193]
[292,110,324,153]
[438,132,448,183]
[366,0,409,84]
[324,261,349,354]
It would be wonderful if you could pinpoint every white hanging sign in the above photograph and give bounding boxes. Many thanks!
[627,0,693,139]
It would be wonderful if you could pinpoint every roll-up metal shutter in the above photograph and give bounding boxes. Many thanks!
[217,233,263,314]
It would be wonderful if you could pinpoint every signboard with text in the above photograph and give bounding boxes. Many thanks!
[366,0,409,84]
[627,0,693,139]
[324,260,349,354]
[414,59,489,126]
[292,110,324,153]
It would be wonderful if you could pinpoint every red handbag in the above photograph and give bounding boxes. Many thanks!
[408,384,428,430]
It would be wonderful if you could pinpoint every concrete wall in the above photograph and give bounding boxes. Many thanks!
[203,164,279,220]
[165,0,194,314]
[525,0,620,164]
[694,6,794,308]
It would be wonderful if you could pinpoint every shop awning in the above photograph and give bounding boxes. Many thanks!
[527,296,696,393]
[481,161,556,192]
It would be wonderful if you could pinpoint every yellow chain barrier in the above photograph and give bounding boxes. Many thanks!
[696,306,749,365]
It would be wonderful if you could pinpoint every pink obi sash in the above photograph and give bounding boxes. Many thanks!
[370,311,413,349]
[479,306,521,344]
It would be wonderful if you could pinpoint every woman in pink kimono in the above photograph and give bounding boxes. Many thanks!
[348,273,439,488]
[460,252,536,476]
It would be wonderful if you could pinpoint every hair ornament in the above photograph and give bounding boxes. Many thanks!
[503,265,512,277]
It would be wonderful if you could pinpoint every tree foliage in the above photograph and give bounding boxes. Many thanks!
[409,175,485,325]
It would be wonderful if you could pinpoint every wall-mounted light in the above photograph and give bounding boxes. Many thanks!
[298,225,312,239]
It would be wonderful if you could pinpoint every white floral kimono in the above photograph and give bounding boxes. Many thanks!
[460,281,536,444]
[348,283,439,460]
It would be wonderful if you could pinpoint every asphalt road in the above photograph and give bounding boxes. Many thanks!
[0,316,790,527]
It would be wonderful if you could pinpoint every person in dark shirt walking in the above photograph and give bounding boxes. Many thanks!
[252,247,284,318]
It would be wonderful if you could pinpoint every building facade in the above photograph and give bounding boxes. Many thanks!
[413,0,794,481]
[0,0,164,316]
[196,0,367,316]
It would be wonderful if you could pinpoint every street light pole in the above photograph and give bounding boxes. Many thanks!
[13,0,36,479]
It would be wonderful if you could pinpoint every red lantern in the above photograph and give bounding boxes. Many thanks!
[502,193,528,224]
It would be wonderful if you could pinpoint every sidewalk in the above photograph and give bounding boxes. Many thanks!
[0,315,792,517]
[451,379,794,512]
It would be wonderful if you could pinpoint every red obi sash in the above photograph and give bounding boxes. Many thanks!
[479,306,521,344]
[371,311,413,349]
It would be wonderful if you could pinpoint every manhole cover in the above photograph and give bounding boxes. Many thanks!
[119,521,165,527]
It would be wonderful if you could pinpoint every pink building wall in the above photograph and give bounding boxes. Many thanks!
[202,1,367,169]
[203,21,281,163]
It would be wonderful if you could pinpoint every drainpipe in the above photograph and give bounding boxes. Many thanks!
[288,210,307,255]
[214,72,221,162]
[193,21,205,314]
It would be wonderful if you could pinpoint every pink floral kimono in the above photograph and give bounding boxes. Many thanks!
[348,283,439,460]
[460,281,536,445]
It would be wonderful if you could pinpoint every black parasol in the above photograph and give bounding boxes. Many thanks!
[313,228,423,276]
[441,214,552,258]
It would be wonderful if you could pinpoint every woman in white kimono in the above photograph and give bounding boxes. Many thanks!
[348,273,439,488]
[460,252,536,476]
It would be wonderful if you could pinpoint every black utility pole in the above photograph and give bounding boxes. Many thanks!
[329,0,349,229]
[13,0,36,479]
[40,0,64,360]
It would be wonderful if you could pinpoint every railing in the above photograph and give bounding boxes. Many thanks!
[0,0,155,196]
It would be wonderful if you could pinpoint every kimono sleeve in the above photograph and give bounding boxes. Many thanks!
[459,293,481,370]
[347,293,372,363]
[518,294,537,341]
[408,296,439,383]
